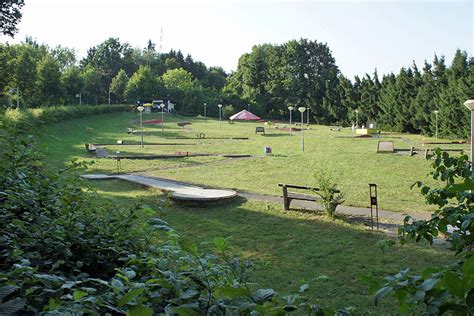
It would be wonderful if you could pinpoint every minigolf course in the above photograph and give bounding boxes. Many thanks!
[81,174,237,202]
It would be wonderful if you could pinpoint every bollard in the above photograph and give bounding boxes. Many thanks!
[369,183,379,230]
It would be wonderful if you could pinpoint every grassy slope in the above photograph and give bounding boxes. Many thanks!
[88,179,452,313]
[37,112,468,213]
[37,112,456,313]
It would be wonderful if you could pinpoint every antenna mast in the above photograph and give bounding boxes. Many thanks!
[159,27,163,53]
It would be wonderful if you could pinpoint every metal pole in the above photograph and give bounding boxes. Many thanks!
[356,111,359,127]
[306,107,309,127]
[289,110,292,137]
[108,89,111,105]
[16,87,19,109]
[435,112,439,139]
[140,111,144,148]
[471,110,474,179]
[248,104,250,111]
[219,107,222,129]
[301,111,304,152]
[161,105,164,133]
[204,103,207,120]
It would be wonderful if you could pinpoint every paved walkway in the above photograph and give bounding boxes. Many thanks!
[82,173,449,244]
[81,174,237,201]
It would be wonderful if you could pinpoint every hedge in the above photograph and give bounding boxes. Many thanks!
[0,104,133,132]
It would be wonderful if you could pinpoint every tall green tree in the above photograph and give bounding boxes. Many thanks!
[124,65,161,103]
[110,69,129,103]
[162,68,194,90]
[82,66,102,105]
[13,45,40,106]
[0,0,25,37]
[36,54,63,105]
[61,66,84,105]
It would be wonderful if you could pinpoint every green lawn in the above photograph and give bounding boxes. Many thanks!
[36,112,458,313]
[37,111,468,213]
[86,179,452,313]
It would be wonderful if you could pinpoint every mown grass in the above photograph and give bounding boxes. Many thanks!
[36,112,458,312]
[86,179,453,314]
[37,111,469,213]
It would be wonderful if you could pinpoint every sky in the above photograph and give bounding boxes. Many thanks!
[2,0,473,79]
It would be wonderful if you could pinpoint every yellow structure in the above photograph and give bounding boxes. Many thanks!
[356,128,377,135]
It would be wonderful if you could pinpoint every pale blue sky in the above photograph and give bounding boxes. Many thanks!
[2,0,473,79]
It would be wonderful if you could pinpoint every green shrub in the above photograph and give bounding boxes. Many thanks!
[373,149,473,314]
[313,169,345,218]
[0,104,132,132]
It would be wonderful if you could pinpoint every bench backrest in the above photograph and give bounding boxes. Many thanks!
[255,127,265,133]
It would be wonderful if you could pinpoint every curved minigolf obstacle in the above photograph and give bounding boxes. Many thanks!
[81,174,237,203]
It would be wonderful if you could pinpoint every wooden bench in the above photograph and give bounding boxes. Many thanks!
[85,143,96,153]
[278,183,319,211]
[255,127,265,135]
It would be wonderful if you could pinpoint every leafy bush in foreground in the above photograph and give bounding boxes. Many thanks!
[373,149,473,315]
[0,127,353,314]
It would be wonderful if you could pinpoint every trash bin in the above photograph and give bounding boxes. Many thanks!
[264,146,272,156]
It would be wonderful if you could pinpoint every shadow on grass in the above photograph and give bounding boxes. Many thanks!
[87,179,452,313]
[261,133,290,138]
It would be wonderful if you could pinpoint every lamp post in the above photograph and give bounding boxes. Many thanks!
[355,109,359,127]
[218,104,223,129]
[9,87,20,109]
[298,107,306,152]
[248,103,250,111]
[307,107,310,127]
[160,103,165,133]
[137,105,145,148]
[288,106,294,136]
[434,110,439,139]
[76,93,82,106]
[464,99,474,178]
[204,103,207,120]
[108,89,111,105]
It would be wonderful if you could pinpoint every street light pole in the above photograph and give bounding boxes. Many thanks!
[248,103,250,111]
[137,106,145,148]
[288,106,294,136]
[76,93,82,106]
[298,107,306,152]
[434,110,439,139]
[464,99,474,178]
[204,103,207,120]
[16,87,19,109]
[218,104,223,129]
[161,103,164,133]
[355,109,359,127]
[307,107,310,127]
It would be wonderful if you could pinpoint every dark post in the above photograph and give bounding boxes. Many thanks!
[282,185,290,211]
[369,183,379,230]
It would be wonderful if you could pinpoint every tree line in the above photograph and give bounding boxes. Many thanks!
[226,39,473,138]
[1,37,472,137]
[0,37,242,117]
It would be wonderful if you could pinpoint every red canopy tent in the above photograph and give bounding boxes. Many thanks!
[229,110,261,121]
[143,119,162,124]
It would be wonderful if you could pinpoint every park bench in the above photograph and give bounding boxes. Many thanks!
[278,183,331,211]
[85,143,96,153]
[255,127,265,135]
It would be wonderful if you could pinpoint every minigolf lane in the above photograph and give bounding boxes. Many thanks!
[81,174,237,202]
